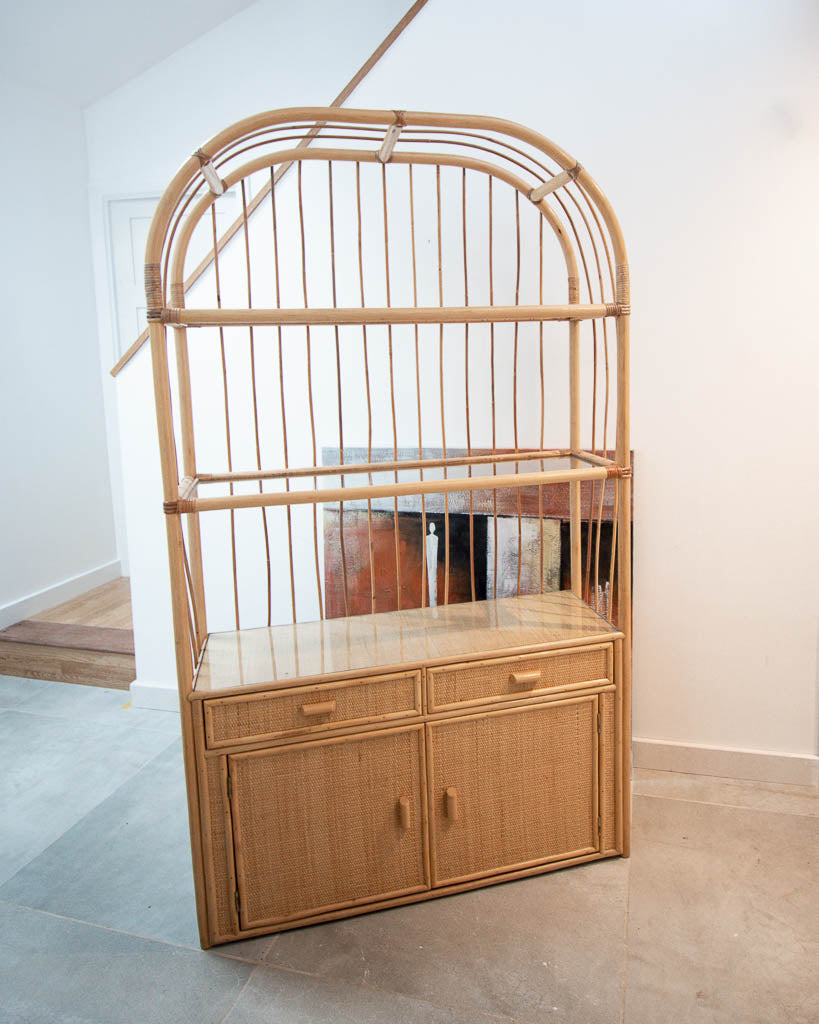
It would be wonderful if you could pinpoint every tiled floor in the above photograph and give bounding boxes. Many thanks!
[0,675,816,1024]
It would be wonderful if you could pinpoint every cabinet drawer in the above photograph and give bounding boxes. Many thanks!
[203,671,422,749]
[428,644,611,712]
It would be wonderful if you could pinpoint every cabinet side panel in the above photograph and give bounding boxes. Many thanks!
[600,689,617,853]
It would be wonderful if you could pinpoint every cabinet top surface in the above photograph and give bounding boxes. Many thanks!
[193,591,619,697]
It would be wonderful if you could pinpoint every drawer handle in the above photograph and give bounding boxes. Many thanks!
[509,671,541,688]
[301,699,337,717]
[398,796,411,831]
[445,786,459,820]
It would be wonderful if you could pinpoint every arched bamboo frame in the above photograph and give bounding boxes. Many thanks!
[144,110,632,941]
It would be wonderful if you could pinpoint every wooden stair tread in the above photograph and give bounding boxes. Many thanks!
[0,620,135,656]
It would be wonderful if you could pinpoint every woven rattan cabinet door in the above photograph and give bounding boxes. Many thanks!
[427,696,599,886]
[228,725,428,929]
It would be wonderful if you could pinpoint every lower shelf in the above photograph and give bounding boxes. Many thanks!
[194,590,620,696]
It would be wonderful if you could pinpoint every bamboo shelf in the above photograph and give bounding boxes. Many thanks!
[144,106,632,948]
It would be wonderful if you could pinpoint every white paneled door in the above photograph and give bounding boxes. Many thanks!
[107,190,241,360]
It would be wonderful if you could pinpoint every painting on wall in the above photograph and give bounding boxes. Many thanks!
[321,447,626,621]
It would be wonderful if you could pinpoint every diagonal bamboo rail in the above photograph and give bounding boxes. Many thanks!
[109,0,430,377]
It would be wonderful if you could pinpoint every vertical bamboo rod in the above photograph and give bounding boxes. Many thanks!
[270,171,297,622]
[179,526,200,659]
[382,163,402,610]
[462,168,475,602]
[538,216,545,594]
[569,316,582,597]
[356,162,377,613]
[488,176,498,593]
[436,165,450,605]
[296,163,324,620]
[327,163,349,617]
[408,165,427,608]
[240,180,272,626]
[513,192,522,597]
[171,324,207,646]
[210,205,240,629]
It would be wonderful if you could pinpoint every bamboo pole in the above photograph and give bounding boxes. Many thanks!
[160,303,617,327]
[174,464,614,514]
[172,326,207,647]
[614,265,632,858]
[569,318,582,598]
[195,449,575,485]
[147,319,210,947]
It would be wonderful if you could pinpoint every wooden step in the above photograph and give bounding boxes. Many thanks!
[0,620,135,690]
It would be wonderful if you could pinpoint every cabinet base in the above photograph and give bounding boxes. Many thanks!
[206,847,622,948]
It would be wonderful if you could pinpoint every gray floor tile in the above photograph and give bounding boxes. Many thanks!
[0,741,202,949]
[224,962,511,1023]
[261,858,629,1023]
[1,674,181,734]
[624,794,819,1024]
[0,709,176,885]
[632,768,819,818]
[0,675,57,708]
[0,901,252,1024]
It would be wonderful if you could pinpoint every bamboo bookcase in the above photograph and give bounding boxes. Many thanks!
[144,107,632,947]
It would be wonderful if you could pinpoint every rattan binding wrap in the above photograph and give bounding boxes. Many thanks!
[427,697,597,886]
[429,645,609,710]
[204,671,421,748]
[229,726,428,928]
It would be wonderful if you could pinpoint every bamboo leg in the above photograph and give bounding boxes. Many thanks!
[148,319,210,946]
[614,297,631,858]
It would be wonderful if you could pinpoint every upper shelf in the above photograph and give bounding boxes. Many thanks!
[168,450,630,515]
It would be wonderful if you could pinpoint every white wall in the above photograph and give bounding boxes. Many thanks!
[84,0,416,702]
[0,75,118,626]
[92,0,819,774]
[352,0,819,762]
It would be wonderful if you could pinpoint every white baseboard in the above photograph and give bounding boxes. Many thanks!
[0,560,122,630]
[633,737,818,788]
[130,679,180,713]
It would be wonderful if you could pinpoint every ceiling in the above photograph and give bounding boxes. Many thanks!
[0,0,257,107]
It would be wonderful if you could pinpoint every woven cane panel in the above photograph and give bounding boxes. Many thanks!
[429,699,596,885]
[429,645,609,711]
[230,727,427,928]
[205,756,234,938]
[600,690,617,852]
[204,671,420,748]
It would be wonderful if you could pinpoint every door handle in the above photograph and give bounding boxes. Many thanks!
[445,786,459,820]
[301,699,336,716]
[509,671,541,689]
[398,796,411,831]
